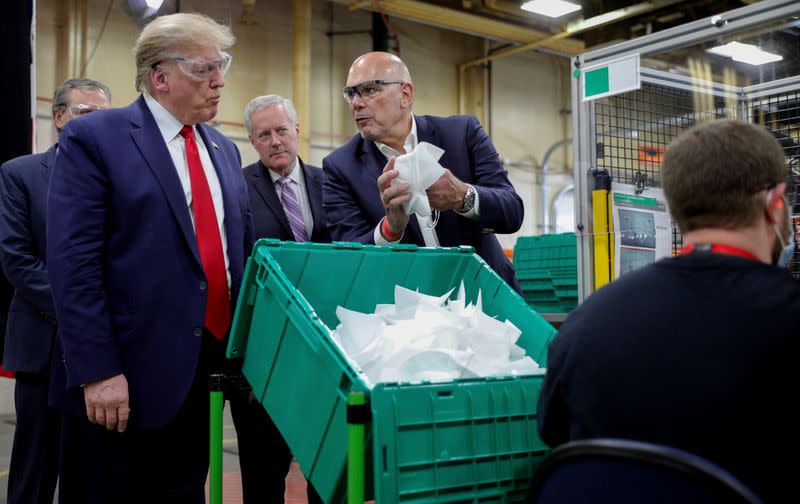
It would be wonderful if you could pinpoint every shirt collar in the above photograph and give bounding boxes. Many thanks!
[267,157,301,185]
[143,91,186,144]
[375,116,417,159]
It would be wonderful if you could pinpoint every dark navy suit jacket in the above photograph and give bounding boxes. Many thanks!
[47,96,254,431]
[243,158,330,243]
[322,114,522,292]
[0,146,58,373]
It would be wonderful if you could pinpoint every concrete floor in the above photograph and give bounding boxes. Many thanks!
[0,414,13,501]
[0,408,313,504]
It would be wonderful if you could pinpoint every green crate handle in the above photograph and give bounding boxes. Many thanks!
[209,374,224,504]
[253,254,273,290]
[347,391,367,504]
[333,241,364,249]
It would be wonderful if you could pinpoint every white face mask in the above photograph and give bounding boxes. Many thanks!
[773,196,795,268]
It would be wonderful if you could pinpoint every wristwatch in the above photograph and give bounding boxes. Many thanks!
[456,184,476,214]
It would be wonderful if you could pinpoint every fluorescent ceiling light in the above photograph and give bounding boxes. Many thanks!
[707,41,782,66]
[521,0,582,18]
[732,51,782,65]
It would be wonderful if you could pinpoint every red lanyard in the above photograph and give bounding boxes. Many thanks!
[679,243,759,262]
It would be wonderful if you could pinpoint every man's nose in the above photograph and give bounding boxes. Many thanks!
[351,92,366,109]
[210,67,225,88]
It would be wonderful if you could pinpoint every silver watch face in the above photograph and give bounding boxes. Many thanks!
[461,186,476,211]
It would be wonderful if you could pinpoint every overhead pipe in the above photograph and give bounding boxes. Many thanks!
[335,0,585,54]
[458,0,687,70]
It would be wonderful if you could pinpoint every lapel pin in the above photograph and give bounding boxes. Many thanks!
[212,141,220,150]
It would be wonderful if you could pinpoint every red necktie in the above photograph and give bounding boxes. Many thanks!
[180,125,231,340]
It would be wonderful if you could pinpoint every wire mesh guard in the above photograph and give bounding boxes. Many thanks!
[593,84,800,275]
[749,91,800,276]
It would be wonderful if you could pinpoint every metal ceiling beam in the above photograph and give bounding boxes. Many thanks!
[333,0,585,55]
[579,0,800,65]
[459,0,687,69]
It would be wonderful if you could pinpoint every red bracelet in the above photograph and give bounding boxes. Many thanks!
[381,218,402,241]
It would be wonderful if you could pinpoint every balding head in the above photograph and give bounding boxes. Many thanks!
[345,52,414,149]
[348,52,413,85]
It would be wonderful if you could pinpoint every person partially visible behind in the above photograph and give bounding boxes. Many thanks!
[0,77,110,504]
[537,119,800,503]
[322,51,523,292]
[239,94,326,503]
[46,13,253,503]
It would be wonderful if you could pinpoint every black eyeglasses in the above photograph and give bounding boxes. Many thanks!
[342,80,405,103]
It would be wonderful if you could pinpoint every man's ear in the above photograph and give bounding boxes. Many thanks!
[53,108,68,131]
[400,82,414,109]
[151,66,169,93]
[766,181,787,225]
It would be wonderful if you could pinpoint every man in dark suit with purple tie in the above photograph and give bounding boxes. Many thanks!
[323,51,523,292]
[0,77,110,504]
[239,94,326,503]
[46,13,254,502]
[243,95,329,245]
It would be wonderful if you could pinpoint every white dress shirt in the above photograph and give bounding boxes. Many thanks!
[143,91,231,288]
[373,117,480,246]
[267,158,314,239]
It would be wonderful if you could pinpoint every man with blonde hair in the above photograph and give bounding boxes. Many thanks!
[47,13,254,502]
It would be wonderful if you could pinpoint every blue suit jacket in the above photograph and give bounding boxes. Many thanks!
[47,96,254,431]
[243,158,330,243]
[322,114,523,291]
[0,146,58,374]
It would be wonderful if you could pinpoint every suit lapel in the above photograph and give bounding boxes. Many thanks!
[359,139,387,181]
[129,97,201,266]
[414,115,440,152]
[300,158,325,239]
[41,145,57,182]
[249,161,293,238]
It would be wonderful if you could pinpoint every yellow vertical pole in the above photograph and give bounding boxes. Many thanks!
[592,189,614,289]
[293,0,312,161]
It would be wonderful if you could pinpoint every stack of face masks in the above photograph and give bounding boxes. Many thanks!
[330,282,541,387]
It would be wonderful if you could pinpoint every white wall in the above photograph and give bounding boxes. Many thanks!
[491,51,573,249]
[34,0,573,239]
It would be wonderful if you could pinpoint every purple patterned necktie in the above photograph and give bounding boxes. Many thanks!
[279,177,309,242]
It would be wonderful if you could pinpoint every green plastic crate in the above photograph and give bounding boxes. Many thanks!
[513,234,578,315]
[227,240,557,503]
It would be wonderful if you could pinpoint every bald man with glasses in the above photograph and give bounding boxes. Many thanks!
[323,52,524,292]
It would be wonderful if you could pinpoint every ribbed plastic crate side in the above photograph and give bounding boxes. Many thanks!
[371,375,549,503]
[234,242,558,503]
[226,246,260,360]
[237,242,371,503]
[245,286,355,502]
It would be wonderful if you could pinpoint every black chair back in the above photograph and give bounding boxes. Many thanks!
[528,438,764,504]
